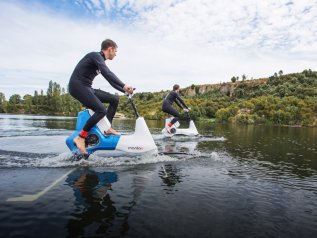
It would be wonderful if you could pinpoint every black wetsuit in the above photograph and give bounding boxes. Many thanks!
[162,91,188,125]
[69,51,125,132]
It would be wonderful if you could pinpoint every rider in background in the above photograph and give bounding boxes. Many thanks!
[162,84,189,133]
[68,39,133,155]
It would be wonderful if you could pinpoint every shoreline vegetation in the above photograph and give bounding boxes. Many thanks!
[1,69,316,127]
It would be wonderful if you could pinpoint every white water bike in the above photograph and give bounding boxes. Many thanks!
[66,93,157,159]
[161,111,199,137]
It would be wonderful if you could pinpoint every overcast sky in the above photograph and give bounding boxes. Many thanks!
[0,0,316,99]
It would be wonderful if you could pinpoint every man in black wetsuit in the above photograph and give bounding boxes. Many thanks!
[69,39,133,154]
[162,84,189,133]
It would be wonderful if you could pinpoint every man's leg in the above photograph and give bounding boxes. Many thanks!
[93,89,119,124]
[70,85,108,154]
[162,105,180,133]
[167,108,180,126]
[93,89,120,135]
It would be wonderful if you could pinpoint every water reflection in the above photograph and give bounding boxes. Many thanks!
[66,168,123,237]
[65,167,154,237]
[37,119,76,130]
[160,164,184,192]
[197,124,317,178]
[159,137,199,155]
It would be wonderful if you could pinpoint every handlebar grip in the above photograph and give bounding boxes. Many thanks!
[125,88,136,97]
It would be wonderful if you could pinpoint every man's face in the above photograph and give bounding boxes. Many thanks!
[108,47,117,60]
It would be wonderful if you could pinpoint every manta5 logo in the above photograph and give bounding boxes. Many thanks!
[128,146,144,150]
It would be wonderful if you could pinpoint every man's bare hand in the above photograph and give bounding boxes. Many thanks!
[123,84,134,94]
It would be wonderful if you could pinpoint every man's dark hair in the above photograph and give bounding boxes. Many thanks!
[101,39,118,50]
[173,84,180,91]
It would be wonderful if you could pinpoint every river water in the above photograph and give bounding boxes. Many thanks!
[0,114,316,238]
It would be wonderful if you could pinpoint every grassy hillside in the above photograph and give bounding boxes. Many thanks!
[118,69,317,126]
[1,69,316,126]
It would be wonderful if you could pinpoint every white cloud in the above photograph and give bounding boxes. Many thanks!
[0,0,316,99]
[135,0,317,52]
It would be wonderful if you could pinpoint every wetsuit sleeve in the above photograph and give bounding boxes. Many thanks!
[107,79,125,93]
[175,94,188,109]
[92,54,125,93]
[175,99,183,109]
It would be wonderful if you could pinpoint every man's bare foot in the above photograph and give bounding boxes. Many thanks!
[74,136,87,154]
[105,127,120,135]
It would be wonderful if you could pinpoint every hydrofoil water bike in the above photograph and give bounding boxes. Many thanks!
[161,112,199,137]
[66,93,157,159]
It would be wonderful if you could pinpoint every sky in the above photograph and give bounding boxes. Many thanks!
[0,0,316,99]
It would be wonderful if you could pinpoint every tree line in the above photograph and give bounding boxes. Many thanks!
[1,69,316,126]
[0,81,82,116]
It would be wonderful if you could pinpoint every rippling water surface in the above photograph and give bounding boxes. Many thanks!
[0,114,316,238]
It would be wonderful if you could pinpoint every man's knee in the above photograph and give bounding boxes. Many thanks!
[171,117,179,124]
[112,95,119,106]
[95,107,107,117]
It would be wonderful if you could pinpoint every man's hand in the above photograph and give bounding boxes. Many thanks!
[123,84,134,94]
